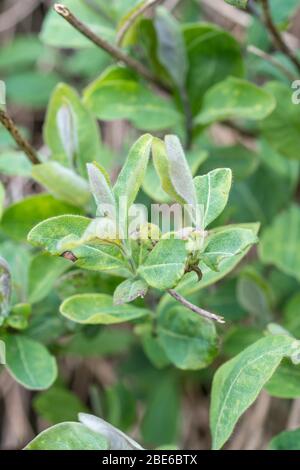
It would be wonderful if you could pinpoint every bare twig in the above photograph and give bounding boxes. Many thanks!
[0,109,39,164]
[54,4,171,93]
[0,0,40,33]
[247,45,297,81]
[167,289,225,323]
[260,0,300,73]
[116,0,165,47]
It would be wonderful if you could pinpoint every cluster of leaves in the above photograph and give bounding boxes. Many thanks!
[1,0,300,451]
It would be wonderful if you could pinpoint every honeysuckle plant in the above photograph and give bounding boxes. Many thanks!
[1,0,300,452]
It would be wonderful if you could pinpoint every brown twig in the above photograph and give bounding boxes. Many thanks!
[247,45,297,81]
[167,288,225,323]
[260,0,300,73]
[0,109,39,164]
[54,3,171,94]
[116,0,165,47]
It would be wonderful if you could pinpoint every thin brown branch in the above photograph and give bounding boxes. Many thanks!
[0,109,39,164]
[116,0,165,47]
[54,4,171,94]
[247,45,297,81]
[167,289,225,324]
[260,0,300,73]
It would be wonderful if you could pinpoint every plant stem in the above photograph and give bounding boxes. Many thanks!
[167,288,225,324]
[0,109,39,164]
[116,0,165,47]
[54,4,171,94]
[259,0,300,73]
[247,44,297,81]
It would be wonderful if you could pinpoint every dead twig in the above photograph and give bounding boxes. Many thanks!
[167,289,225,323]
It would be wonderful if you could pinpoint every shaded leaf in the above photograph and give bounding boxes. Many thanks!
[269,428,300,450]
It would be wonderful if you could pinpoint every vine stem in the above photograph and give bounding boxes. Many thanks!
[260,0,300,73]
[54,3,171,94]
[0,109,40,164]
[167,289,225,324]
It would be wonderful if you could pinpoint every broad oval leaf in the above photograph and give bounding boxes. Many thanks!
[113,278,148,305]
[210,334,300,449]
[269,428,300,450]
[137,239,187,290]
[195,77,275,126]
[3,334,57,390]
[1,194,82,241]
[157,306,218,370]
[194,168,232,228]
[60,293,150,324]
[25,422,108,450]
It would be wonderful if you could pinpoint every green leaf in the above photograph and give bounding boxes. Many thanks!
[64,328,134,357]
[225,0,248,9]
[79,413,143,450]
[178,223,260,295]
[114,134,152,209]
[6,71,59,109]
[60,293,150,324]
[28,215,128,274]
[157,306,218,370]
[261,81,300,160]
[138,239,187,290]
[25,422,108,450]
[1,194,82,241]
[0,181,4,220]
[203,226,258,270]
[152,136,197,218]
[0,256,11,322]
[195,77,275,126]
[28,253,70,304]
[3,334,57,390]
[154,7,187,89]
[183,24,244,115]
[210,334,300,449]
[44,83,102,177]
[87,163,115,216]
[83,67,181,131]
[283,292,300,336]
[259,205,300,281]
[0,35,44,71]
[0,80,5,110]
[33,385,88,425]
[269,429,300,450]
[194,168,232,228]
[113,278,148,305]
[265,359,300,398]
[40,0,114,48]
[0,151,32,177]
[32,162,90,207]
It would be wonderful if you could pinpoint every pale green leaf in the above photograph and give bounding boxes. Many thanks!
[194,168,232,228]
[0,151,32,177]
[60,293,150,324]
[259,205,300,281]
[138,239,187,290]
[32,162,90,207]
[157,306,218,370]
[25,422,108,450]
[113,278,148,305]
[210,335,300,449]
[3,334,57,390]
[87,163,115,216]
[195,77,275,126]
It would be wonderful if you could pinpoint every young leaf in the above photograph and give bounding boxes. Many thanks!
[203,226,258,270]
[269,429,300,450]
[138,239,187,290]
[2,194,82,241]
[259,205,300,282]
[194,168,232,228]
[25,422,108,450]
[60,293,150,324]
[195,77,275,126]
[157,306,218,370]
[114,133,152,209]
[113,278,148,305]
[79,413,143,450]
[44,83,102,177]
[210,335,300,449]
[32,162,90,207]
[87,163,115,216]
[3,334,57,390]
